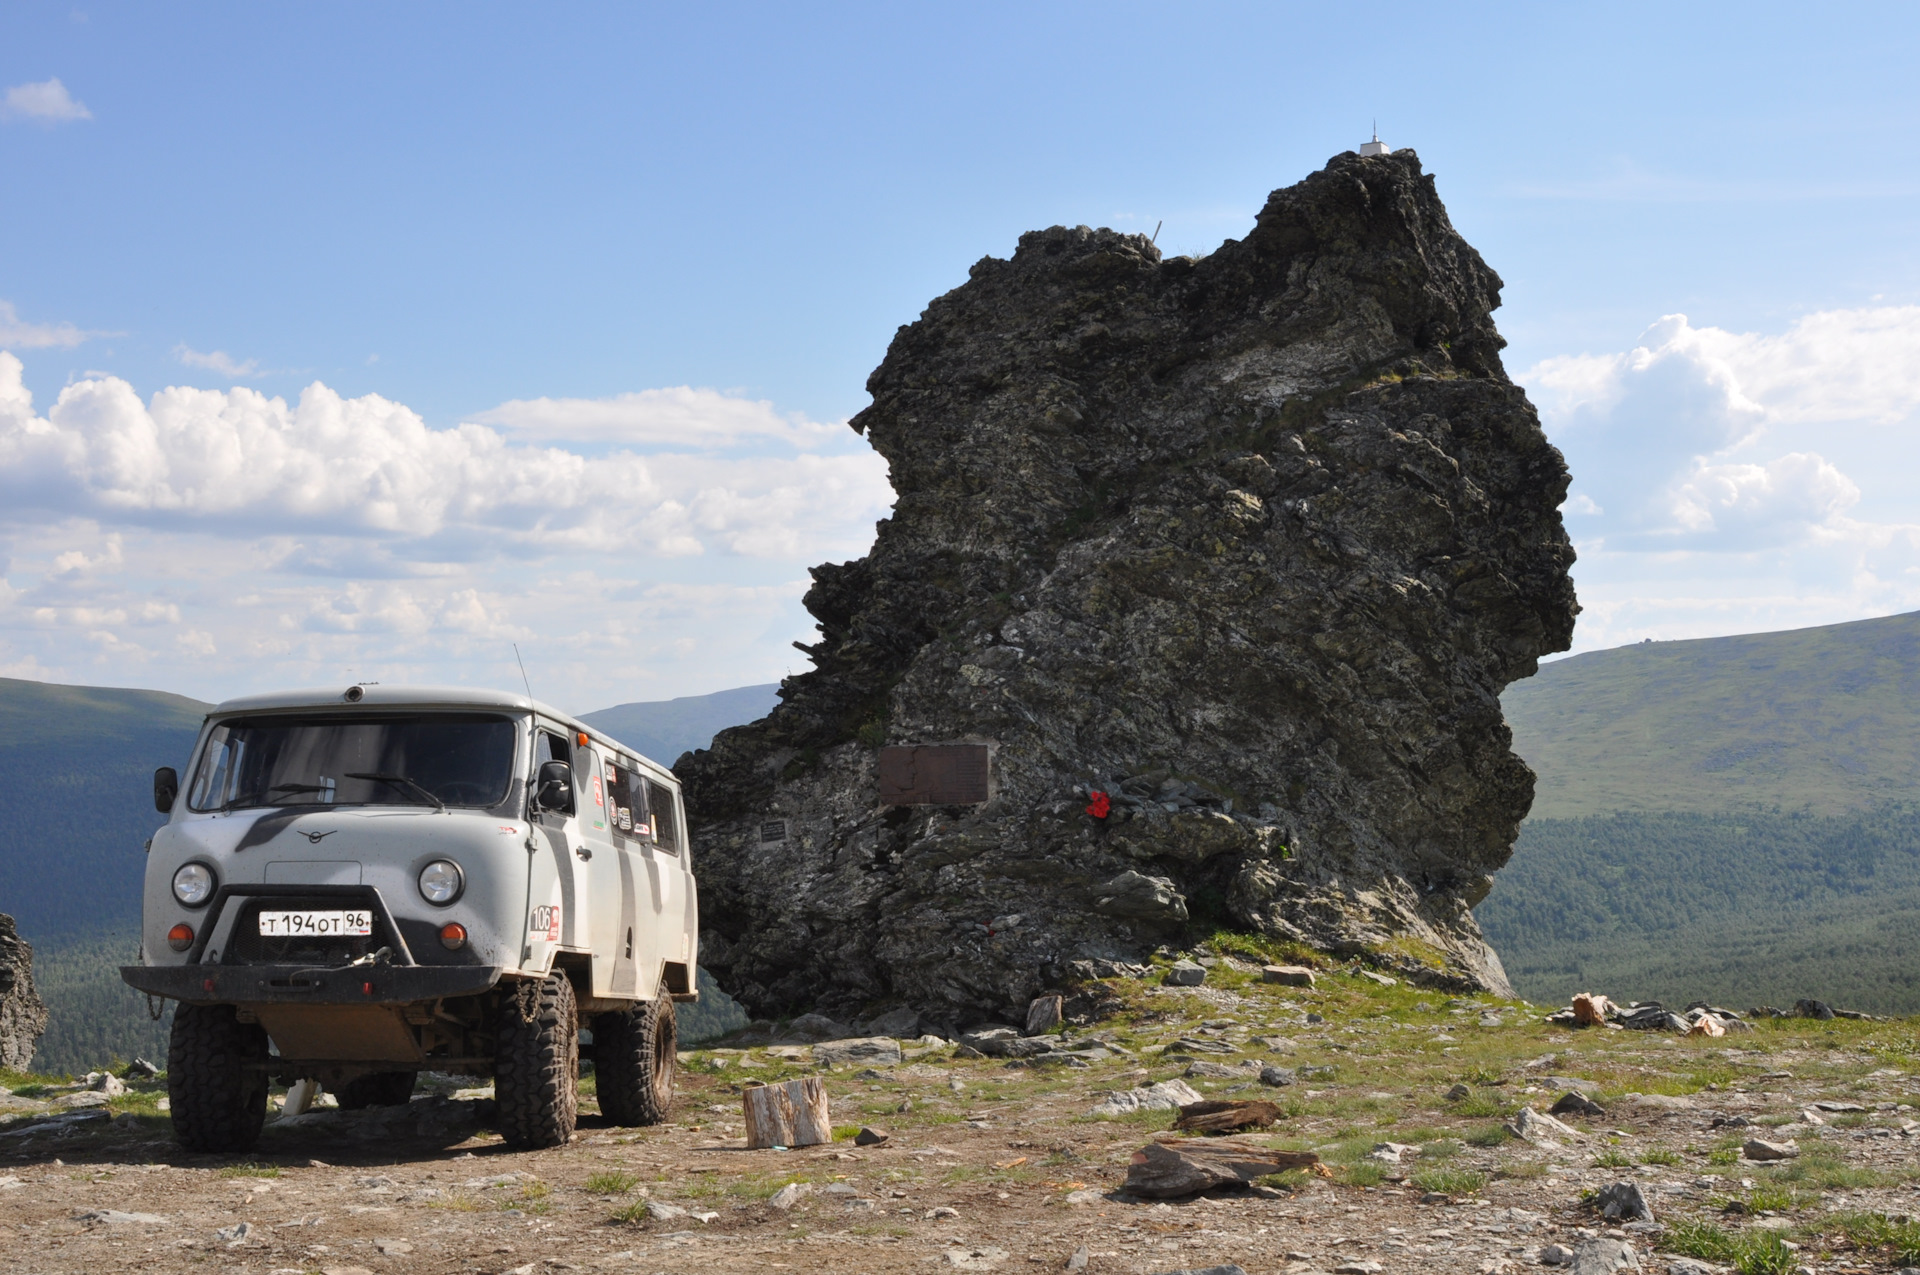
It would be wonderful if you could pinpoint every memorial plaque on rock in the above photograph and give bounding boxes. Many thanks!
[877,744,990,805]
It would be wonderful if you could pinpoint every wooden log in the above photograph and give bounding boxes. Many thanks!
[1124,1137,1318,1198]
[742,1078,833,1149]
[1173,1099,1282,1133]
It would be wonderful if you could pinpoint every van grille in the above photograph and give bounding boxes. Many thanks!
[223,896,398,966]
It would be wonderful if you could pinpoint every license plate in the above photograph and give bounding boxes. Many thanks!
[256,909,373,937]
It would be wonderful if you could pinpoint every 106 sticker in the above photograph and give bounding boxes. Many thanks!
[529,904,561,941]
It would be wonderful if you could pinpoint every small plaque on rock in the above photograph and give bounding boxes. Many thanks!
[877,744,990,805]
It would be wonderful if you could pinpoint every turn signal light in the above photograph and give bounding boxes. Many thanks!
[439,922,468,951]
[167,923,194,952]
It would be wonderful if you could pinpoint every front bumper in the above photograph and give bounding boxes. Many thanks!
[121,962,506,1006]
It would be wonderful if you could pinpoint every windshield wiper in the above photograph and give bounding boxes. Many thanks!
[345,772,447,812]
[267,782,331,796]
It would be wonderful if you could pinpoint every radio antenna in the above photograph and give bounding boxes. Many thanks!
[513,644,534,701]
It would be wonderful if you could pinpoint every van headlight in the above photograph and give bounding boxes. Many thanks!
[418,859,464,905]
[172,862,216,907]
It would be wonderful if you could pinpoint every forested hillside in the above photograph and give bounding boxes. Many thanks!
[1476,807,1920,1013]
[1487,609,1920,1011]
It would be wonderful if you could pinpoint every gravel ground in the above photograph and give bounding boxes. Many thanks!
[4,962,1918,1274]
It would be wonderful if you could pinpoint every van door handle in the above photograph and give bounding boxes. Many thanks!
[575,846,592,861]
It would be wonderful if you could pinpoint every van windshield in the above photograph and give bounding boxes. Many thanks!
[187,713,517,812]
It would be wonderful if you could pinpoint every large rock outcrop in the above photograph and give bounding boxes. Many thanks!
[678,150,1577,1026]
[0,913,50,1070]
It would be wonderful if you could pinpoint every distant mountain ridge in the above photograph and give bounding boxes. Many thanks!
[1502,610,1920,818]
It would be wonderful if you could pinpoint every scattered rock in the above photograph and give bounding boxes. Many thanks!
[813,1036,904,1067]
[1123,1137,1318,1198]
[854,1126,889,1146]
[944,1248,1009,1271]
[1262,965,1316,987]
[373,1239,413,1255]
[864,1007,922,1037]
[1066,1246,1089,1271]
[768,1182,811,1209]
[1164,961,1207,987]
[90,1072,126,1096]
[75,1209,167,1225]
[1793,999,1834,1021]
[1172,1100,1281,1133]
[1571,993,1613,1027]
[1063,1190,1105,1207]
[1356,971,1397,987]
[925,1205,960,1220]
[1540,1244,1574,1265]
[1366,1142,1415,1164]
[124,1057,159,1079]
[787,1013,854,1041]
[1566,1238,1639,1274]
[1184,1061,1243,1079]
[1258,1065,1296,1088]
[1152,1268,1249,1275]
[1595,1181,1653,1222]
[1549,1091,1607,1118]
[1743,1138,1799,1161]
[1507,1105,1586,1143]
[214,1222,255,1244]
[1445,1083,1471,1101]
[1091,1080,1204,1116]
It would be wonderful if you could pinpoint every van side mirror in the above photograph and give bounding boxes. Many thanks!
[534,760,574,814]
[154,766,180,814]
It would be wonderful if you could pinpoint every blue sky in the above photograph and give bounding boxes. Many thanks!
[3,3,1919,710]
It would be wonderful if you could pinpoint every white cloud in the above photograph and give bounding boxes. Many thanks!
[173,345,261,378]
[1520,306,1920,653]
[1,77,91,123]
[0,353,892,561]
[0,354,891,709]
[0,299,105,349]
[470,386,847,449]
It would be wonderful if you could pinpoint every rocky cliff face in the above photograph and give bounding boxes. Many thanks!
[0,913,50,1070]
[678,150,1577,1028]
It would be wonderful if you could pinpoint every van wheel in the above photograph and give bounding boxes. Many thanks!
[494,973,578,1148]
[592,997,675,1126]
[335,1071,417,1109]
[167,1003,270,1153]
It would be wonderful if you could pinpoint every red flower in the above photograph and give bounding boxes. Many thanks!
[1086,791,1111,819]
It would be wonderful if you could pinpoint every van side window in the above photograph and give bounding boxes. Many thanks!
[647,779,680,854]
[532,731,573,807]
[606,761,654,840]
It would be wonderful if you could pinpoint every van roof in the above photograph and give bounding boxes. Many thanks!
[206,684,675,780]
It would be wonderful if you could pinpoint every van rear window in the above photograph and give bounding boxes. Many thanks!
[188,713,517,812]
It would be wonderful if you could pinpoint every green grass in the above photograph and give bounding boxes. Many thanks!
[1464,1124,1510,1148]
[585,1171,639,1194]
[1409,1168,1485,1196]
[1663,1220,1799,1275]
[217,1163,282,1179]
[1641,1148,1682,1166]
[1592,1149,1635,1168]
[1824,1212,1920,1266]
[610,1200,651,1225]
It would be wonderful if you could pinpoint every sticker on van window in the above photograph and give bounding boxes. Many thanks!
[590,774,604,808]
[529,904,561,942]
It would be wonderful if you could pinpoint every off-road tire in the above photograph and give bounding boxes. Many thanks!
[335,1070,417,1109]
[592,996,676,1126]
[167,1003,270,1153]
[494,973,578,1148]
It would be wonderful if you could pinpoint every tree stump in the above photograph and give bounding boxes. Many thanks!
[1173,1099,1281,1133]
[742,1078,832,1149]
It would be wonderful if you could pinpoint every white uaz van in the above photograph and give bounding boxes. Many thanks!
[121,684,698,1153]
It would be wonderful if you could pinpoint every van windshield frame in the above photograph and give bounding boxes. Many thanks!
[186,712,519,813]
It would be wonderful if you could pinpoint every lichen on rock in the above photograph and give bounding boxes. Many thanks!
[678,149,1577,1027]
